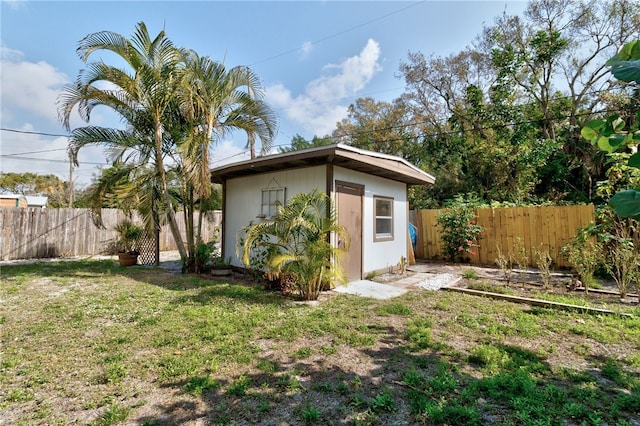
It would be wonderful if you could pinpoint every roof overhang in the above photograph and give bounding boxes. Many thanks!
[210,144,435,186]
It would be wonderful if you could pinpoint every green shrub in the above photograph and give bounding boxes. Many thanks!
[239,190,348,300]
[436,202,483,263]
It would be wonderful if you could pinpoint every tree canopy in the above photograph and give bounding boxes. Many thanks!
[58,22,277,269]
[288,0,640,209]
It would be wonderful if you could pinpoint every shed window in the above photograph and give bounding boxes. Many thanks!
[374,196,393,241]
[261,188,285,219]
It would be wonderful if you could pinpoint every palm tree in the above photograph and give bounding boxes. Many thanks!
[240,190,348,301]
[59,22,189,260]
[177,51,277,269]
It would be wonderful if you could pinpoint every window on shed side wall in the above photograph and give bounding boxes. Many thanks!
[261,187,285,219]
[374,196,393,241]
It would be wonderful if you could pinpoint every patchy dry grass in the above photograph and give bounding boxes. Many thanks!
[1,260,639,425]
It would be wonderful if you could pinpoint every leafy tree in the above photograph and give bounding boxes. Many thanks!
[0,172,69,207]
[478,0,640,201]
[240,190,348,301]
[394,0,640,206]
[279,134,333,153]
[333,97,417,157]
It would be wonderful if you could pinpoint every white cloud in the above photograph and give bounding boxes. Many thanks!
[300,41,314,59]
[1,45,69,125]
[266,38,382,137]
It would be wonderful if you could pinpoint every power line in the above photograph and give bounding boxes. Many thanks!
[250,1,424,67]
[2,148,68,156]
[0,154,106,165]
[0,128,70,138]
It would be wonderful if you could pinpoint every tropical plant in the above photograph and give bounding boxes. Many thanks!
[239,190,348,301]
[59,22,188,259]
[178,50,277,271]
[581,40,640,219]
[114,219,143,254]
[59,22,277,271]
[436,201,483,263]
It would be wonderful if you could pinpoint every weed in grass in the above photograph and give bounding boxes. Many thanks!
[256,359,278,373]
[6,388,34,402]
[468,345,509,373]
[320,345,337,355]
[0,355,19,370]
[184,375,220,396]
[351,375,363,389]
[311,381,334,392]
[371,387,396,413]
[405,318,434,350]
[300,405,321,423]
[601,360,628,387]
[350,394,369,409]
[614,390,640,414]
[462,269,479,280]
[427,369,458,395]
[99,361,127,384]
[572,342,592,357]
[433,300,451,311]
[336,380,350,395]
[623,353,640,368]
[294,347,312,359]
[227,374,251,397]
[158,355,199,380]
[276,373,303,393]
[411,397,481,425]
[257,399,271,414]
[375,303,413,316]
[403,368,425,388]
[95,403,130,426]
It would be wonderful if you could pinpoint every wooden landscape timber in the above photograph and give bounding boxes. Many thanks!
[444,287,634,317]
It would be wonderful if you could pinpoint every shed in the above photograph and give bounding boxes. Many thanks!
[25,196,48,208]
[210,143,435,281]
[0,194,28,208]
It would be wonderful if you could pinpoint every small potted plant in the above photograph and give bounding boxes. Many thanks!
[114,219,143,266]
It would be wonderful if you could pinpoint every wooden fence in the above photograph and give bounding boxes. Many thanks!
[413,205,595,268]
[0,208,222,261]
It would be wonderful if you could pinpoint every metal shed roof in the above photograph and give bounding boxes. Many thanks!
[210,143,435,186]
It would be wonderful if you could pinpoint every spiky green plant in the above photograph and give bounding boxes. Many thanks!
[239,189,348,300]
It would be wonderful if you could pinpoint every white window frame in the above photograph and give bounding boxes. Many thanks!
[374,196,394,241]
[261,187,285,219]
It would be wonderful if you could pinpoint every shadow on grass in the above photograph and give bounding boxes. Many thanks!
[134,324,640,426]
[0,257,290,310]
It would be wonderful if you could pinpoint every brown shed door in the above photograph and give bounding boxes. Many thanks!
[336,181,364,281]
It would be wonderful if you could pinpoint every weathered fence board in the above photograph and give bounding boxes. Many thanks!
[414,205,595,268]
[0,208,221,261]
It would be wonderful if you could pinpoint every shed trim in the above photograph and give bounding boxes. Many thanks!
[210,143,435,186]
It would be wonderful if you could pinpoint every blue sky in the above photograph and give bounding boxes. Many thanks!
[1,0,526,187]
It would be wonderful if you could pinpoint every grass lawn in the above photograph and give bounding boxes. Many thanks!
[1,259,639,425]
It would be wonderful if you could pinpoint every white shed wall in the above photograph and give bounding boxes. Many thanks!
[333,167,408,275]
[224,166,326,266]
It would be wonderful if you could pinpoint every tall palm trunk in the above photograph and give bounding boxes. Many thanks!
[155,124,187,260]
